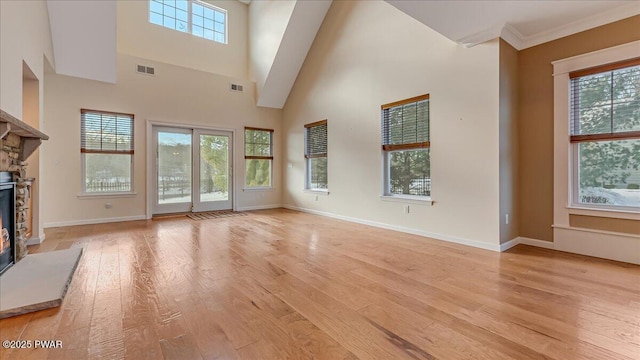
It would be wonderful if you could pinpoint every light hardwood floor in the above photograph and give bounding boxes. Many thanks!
[0,208,638,359]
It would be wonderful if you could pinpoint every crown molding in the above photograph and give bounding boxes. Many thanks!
[459,2,640,51]
[520,1,640,49]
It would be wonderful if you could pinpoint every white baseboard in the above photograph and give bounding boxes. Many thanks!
[519,236,555,249]
[499,236,556,252]
[283,204,503,252]
[553,225,639,265]
[236,204,282,212]
[26,234,46,246]
[44,215,148,228]
[499,237,521,251]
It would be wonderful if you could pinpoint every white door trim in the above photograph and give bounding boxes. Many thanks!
[146,119,237,219]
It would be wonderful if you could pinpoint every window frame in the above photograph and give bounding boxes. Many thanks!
[552,40,640,221]
[304,120,328,192]
[80,109,135,197]
[243,126,274,190]
[568,59,640,212]
[380,94,432,202]
[148,0,228,44]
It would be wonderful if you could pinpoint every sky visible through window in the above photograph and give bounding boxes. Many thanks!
[149,0,226,44]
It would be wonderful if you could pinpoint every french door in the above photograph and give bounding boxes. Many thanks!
[152,126,232,214]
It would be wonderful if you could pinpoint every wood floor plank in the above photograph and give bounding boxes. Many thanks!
[0,209,637,359]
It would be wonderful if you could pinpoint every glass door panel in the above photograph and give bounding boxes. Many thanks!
[153,127,193,214]
[194,131,232,211]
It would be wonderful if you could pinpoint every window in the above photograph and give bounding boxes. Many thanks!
[381,94,430,198]
[81,109,134,194]
[304,120,328,191]
[570,59,640,209]
[149,0,227,44]
[244,127,273,188]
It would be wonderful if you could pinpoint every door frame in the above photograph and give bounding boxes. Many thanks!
[146,119,237,218]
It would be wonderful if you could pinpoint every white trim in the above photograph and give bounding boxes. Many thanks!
[499,237,520,251]
[77,192,137,199]
[26,234,46,246]
[496,4,640,50]
[568,206,640,221]
[518,237,555,249]
[520,2,640,50]
[283,204,502,252]
[243,187,274,192]
[553,224,640,239]
[44,215,147,228]
[379,195,434,206]
[552,41,640,264]
[236,204,282,212]
[552,40,640,75]
[554,226,640,265]
[303,189,329,195]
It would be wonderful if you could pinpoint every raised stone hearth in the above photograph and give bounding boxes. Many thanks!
[0,109,49,262]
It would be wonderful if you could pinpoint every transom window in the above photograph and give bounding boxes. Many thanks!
[244,127,274,188]
[149,0,227,44]
[381,94,430,198]
[304,120,328,191]
[81,109,135,194]
[570,59,640,209]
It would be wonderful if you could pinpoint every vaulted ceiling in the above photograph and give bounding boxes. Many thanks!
[45,0,640,107]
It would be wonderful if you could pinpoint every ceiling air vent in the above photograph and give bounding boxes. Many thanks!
[136,64,155,76]
[230,83,244,92]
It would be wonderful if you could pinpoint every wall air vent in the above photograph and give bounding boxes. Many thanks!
[136,64,155,76]
[230,83,244,92]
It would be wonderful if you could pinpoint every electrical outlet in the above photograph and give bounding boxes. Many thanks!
[505,213,509,224]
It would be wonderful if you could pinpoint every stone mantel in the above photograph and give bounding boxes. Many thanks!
[0,109,49,161]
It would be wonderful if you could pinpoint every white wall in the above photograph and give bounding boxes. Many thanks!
[42,53,282,226]
[282,1,502,247]
[117,0,248,80]
[248,0,295,98]
[0,0,54,242]
[0,0,54,118]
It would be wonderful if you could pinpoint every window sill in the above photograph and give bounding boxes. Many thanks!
[243,187,274,192]
[380,195,434,206]
[568,205,640,221]
[304,189,329,195]
[77,192,137,199]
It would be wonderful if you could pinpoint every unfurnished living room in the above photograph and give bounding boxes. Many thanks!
[0,0,639,359]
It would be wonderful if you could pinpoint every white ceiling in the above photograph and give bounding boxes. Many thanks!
[386,0,640,49]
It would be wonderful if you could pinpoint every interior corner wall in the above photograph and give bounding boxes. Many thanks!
[42,54,282,226]
[248,0,296,97]
[0,0,54,118]
[1,0,54,243]
[117,0,248,80]
[282,1,502,248]
[518,15,640,242]
[22,72,42,242]
[499,39,519,244]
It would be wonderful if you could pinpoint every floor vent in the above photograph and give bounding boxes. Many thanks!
[136,64,155,76]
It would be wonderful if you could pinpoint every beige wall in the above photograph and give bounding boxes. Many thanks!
[42,53,282,226]
[569,215,640,235]
[518,15,640,242]
[248,0,295,97]
[0,0,54,241]
[0,0,54,118]
[117,0,248,80]
[282,1,502,247]
[499,39,519,244]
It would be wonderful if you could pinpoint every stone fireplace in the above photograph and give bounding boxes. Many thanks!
[0,109,48,266]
